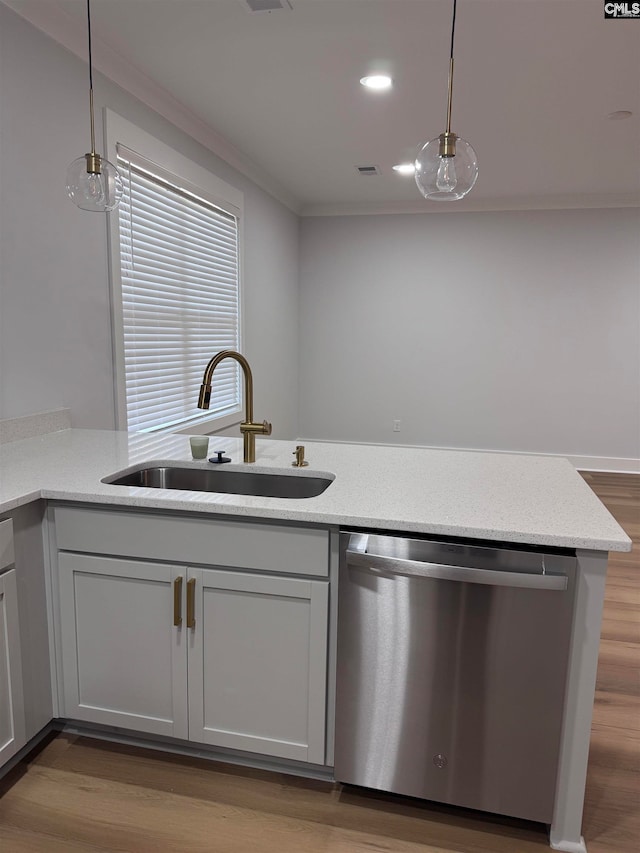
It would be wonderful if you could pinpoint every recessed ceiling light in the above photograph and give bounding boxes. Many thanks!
[360,75,392,91]
[393,163,415,175]
[607,110,633,120]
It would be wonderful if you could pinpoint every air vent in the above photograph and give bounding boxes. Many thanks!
[238,0,292,12]
[355,165,382,176]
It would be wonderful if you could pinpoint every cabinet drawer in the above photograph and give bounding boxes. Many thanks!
[0,518,14,571]
[53,507,329,577]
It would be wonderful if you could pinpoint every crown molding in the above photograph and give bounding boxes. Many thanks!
[1,0,300,214]
[300,192,640,217]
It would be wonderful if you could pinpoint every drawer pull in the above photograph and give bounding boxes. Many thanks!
[173,577,183,627]
[186,578,196,629]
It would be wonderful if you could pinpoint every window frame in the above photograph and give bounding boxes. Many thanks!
[105,110,244,434]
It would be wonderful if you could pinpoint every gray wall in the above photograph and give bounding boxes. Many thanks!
[0,4,300,437]
[298,209,640,462]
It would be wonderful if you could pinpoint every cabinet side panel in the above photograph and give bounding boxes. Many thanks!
[11,501,53,738]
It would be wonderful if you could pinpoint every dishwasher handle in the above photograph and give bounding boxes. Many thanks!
[346,537,568,591]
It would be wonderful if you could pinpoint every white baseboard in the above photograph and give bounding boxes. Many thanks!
[296,437,640,475]
[566,455,639,473]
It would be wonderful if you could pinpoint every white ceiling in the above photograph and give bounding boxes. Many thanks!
[6,0,640,214]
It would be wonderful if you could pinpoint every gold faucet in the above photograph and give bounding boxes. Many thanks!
[197,351,272,463]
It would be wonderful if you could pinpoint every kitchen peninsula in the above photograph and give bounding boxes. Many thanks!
[0,428,632,853]
[0,429,629,548]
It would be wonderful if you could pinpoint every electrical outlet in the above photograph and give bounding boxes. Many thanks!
[393,419,401,432]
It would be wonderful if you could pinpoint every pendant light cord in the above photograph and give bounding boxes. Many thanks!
[450,0,457,61]
[87,0,96,155]
[445,0,457,134]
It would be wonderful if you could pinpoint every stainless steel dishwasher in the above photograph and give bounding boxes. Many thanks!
[335,531,576,824]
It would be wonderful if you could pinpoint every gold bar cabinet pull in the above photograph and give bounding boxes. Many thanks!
[186,578,196,629]
[173,576,183,627]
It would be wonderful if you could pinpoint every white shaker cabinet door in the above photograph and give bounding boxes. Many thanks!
[188,568,328,765]
[0,568,26,766]
[57,553,188,739]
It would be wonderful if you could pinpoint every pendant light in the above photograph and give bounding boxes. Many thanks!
[414,0,478,201]
[65,0,123,212]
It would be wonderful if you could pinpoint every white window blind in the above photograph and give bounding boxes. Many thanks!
[116,147,240,433]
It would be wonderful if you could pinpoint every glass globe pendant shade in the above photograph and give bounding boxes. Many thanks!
[414,134,478,201]
[66,153,123,212]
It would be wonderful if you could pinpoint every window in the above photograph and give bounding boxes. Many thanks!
[106,113,243,433]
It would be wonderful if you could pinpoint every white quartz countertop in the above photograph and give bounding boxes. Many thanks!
[0,429,632,551]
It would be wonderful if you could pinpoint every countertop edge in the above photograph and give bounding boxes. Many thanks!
[36,488,632,552]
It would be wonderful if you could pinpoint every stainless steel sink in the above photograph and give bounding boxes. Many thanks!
[102,464,334,499]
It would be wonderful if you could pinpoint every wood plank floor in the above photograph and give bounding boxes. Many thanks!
[0,472,637,853]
